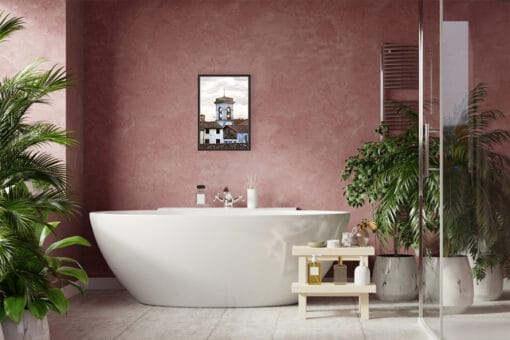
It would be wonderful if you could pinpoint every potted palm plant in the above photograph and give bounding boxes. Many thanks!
[342,103,440,301]
[0,12,90,339]
[443,83,510,304]
[1,220,90,339]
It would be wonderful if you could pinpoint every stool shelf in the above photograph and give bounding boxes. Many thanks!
[291,246,376,320]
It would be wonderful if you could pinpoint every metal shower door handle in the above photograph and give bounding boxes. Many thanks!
[424,123,439,177]
[424,123,430,177]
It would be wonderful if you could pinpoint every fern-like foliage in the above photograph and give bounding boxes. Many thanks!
[444,83,510,280]
[342,102,440,254]
[0,11,78,313]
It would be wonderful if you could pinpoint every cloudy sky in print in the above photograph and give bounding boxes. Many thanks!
[200,76,249,121]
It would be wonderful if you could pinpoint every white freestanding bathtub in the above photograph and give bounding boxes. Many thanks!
[89,208,350,307]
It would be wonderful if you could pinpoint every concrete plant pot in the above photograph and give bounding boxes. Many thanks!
[473,265,503,302]
[1,311,49,340]
[373,255,418,301]
[422,256,439,304]
[422,256,440,303]
[423,256,475,313]
[442,256,474,314]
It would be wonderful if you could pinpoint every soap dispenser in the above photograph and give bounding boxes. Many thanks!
[333,256,347,285]
[196,184,206,206]
[354,257,370,285]
[308,255,322,285]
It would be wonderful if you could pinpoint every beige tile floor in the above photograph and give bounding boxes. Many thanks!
[423,290,510,340]
[48,290,428,340]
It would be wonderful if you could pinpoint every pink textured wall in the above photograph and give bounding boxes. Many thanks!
[5,1,508,278]
[444,1,510,128]
[66,0,86,262]
[82,0,418,276]
[0,0,86,263]
[1,0,66,162]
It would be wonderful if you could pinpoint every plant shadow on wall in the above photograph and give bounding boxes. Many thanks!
[341,102,440,302]
[0,12,90,339]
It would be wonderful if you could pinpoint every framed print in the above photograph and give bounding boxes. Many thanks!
[198,75,250,151]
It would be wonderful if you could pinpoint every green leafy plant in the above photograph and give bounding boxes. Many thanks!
[341,103,439,254]
[0,11,89,322]
[444,83,510,280]
[0,220,90,322]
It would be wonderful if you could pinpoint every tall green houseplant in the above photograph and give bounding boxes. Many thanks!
[444,83,510,281]
[342,103,440,254]
[341,102,439,302]
[0,12,89,326]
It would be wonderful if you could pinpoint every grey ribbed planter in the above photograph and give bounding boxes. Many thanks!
[373,255,418,301]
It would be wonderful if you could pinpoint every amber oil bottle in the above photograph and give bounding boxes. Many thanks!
[308,254,322,285]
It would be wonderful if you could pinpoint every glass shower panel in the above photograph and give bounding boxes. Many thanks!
[441,1,510,339]
[419,0,441,337]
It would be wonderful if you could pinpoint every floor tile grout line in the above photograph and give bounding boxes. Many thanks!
[352,297,367,340]
[113,305,152,340]
[270,309,282,340]
[206,308,227,340]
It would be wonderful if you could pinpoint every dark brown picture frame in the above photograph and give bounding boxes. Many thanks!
[198,75,251,151]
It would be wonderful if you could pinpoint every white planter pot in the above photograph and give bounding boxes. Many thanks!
[247,188,258,209]
[373,255,418,301]
[473,265,503,302]
[1,311,49,340]
[422,256,440,303]
[442,256,474,314]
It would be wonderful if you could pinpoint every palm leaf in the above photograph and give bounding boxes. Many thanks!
[0,12,24,42]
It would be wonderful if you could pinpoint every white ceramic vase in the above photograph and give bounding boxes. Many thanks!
[1,311,49,340]
[442,256,474,314]
[373,255,418,301]
[247,188,258,209]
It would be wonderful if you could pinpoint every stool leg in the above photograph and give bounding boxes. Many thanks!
[298,294,307,319]
[359,293,369,320]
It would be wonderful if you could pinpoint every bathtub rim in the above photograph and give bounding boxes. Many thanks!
[89,208,351,217]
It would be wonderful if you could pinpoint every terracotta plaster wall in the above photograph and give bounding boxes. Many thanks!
[82,0,418,276]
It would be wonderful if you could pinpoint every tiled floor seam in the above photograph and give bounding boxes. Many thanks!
[113,305,152,340]
[205,308,227,340]
[352,297,367,340]
[270,309,282,339]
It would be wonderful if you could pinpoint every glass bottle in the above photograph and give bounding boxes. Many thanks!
[355,228,370,246]
[334,256,347,285]
[196,184,206,206]
[307,255,322,285]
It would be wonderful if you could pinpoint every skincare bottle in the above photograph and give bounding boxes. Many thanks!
[354,257,371,285]
[307,255,322,285]
[333,256,347,285]
[196,185,206,206]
